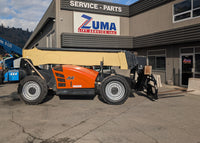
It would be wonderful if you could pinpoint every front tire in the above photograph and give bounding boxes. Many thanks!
[100,75,131,105]
[18,76,48,105]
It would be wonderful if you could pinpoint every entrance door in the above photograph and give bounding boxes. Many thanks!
[181,55,193,86]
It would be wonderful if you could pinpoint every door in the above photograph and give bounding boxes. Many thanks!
[181,55,194,86]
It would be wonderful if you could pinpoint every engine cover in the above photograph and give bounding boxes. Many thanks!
[52,65,99,89]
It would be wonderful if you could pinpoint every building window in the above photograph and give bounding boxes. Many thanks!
[173,0,200,22]
[193,0,200,17]
[46,31,55,48]
[47,35,52,48]
[148,50,166,71]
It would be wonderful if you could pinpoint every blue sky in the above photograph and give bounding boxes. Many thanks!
[97,0,138,5]
[0,0,138,31]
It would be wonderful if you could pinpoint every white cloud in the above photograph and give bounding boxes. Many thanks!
[0,0,52,31]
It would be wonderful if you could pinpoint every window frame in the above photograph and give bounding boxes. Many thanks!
[173,0,200,23]
[147,49,166,71]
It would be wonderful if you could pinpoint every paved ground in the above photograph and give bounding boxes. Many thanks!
[0,83,200,143]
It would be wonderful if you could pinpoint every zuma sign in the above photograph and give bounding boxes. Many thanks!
[74,12,120,35]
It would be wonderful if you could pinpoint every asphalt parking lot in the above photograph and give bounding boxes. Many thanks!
[0,83,200,143]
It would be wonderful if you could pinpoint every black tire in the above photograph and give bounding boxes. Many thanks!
[100,75,131,105]
[18,76,48,105]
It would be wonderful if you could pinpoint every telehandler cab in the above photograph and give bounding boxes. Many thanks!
[18,48,158,105]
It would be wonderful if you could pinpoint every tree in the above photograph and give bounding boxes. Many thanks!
[0,26,32,48]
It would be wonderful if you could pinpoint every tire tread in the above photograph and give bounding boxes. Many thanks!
[18,76,48,105]
[100,75,131,105]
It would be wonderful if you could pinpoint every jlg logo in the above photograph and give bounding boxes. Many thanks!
[67,76,74,80]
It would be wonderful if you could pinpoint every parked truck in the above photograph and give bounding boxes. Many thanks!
[17,47,158,105]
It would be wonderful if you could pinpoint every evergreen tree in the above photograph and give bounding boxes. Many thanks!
[0,24,32,48]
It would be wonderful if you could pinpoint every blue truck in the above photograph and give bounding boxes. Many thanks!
[0,37,22,84]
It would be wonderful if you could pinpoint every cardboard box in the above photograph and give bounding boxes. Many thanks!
[144,66,152,75]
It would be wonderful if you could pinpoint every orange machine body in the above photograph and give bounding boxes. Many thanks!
[52,65,99,89]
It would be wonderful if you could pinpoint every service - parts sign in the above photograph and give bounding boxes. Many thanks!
[74,12,120,35]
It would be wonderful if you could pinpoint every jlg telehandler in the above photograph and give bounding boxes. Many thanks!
[18,47,158,105]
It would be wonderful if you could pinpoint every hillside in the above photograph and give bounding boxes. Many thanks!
[0,24,32,48]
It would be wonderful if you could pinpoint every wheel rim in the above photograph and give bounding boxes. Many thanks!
[105,81,125,101]
[22,81,41,101]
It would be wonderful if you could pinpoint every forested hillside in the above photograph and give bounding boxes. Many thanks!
[0,24,32,48]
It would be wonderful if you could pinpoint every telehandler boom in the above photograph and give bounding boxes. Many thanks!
[22,48,129,69]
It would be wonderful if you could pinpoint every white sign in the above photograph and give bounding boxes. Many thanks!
[70,0,122,13]
[74,12,120,35]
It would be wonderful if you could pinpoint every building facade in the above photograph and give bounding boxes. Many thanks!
[24,0,200,86]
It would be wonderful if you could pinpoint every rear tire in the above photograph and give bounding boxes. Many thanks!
[100,75,131,105]
[18,76,48,105]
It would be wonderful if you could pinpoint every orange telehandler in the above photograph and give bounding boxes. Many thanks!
[18,47,158,105]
